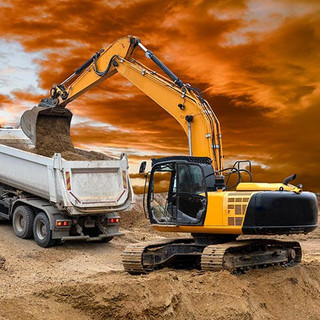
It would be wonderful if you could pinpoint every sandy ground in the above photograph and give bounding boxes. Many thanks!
[0,196,319,320]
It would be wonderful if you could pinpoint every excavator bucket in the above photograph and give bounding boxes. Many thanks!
[20,36,140,147]
[20,104,73,147]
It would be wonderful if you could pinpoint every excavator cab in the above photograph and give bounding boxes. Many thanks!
[142,156,318,235]
[145,156,223,227]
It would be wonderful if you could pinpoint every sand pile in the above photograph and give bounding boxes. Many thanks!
[33,115,112,160]
[1,138,112,161]
[31,262,320,320]
[0,115,112,161]
[0,196,318,320]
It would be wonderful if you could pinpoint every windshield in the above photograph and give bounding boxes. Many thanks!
[148,162,207,226]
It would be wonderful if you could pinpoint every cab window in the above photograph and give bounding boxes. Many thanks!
[148,162,206,226]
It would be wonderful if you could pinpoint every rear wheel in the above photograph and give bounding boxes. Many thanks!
[12,205,35,239]
[33,212,56,248]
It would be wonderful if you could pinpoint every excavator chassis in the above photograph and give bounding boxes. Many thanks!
[122,238,302,275]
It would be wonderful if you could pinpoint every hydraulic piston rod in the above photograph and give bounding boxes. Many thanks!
[138,41,184,88]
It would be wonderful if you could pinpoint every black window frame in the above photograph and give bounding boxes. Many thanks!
[147,160,208,226]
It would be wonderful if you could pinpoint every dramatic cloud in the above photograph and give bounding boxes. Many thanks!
[0,0,319,192]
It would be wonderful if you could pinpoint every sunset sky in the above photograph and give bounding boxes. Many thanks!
[0,0,319,192]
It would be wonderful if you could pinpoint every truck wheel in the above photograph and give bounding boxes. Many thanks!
[33,212,55,248]
[12,205,35,239]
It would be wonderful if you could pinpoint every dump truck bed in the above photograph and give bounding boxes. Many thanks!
[0,129,132,215]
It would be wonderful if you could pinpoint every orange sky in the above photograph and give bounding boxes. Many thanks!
[0,0,319,192]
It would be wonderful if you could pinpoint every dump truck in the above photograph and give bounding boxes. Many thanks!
[0,127,133,247]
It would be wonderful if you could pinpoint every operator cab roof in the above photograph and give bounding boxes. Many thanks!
[151,156,212,167]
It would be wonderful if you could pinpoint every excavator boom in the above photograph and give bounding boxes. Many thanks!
[20,36,223,171]
[113,56,223,170]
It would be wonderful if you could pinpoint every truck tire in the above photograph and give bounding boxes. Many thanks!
[12,205,35,239]
[33,212,56,248]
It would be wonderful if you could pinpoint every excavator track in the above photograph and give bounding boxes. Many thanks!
[122,238,192,275]
[201,240,302,273]
[122,238,302,275]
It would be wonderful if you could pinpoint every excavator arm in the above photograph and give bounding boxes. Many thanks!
[112,55,223,171]
[20,36,223,171]
[52,36,139,107]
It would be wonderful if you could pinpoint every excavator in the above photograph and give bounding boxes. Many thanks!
[20,36,318,273]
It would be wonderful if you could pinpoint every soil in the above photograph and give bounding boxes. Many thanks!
[35,116,74,156]
[0,195,319,320]
[33,115,112,160]
[0,140,112,161]
[0,121,112,161]
[0,120,319,319]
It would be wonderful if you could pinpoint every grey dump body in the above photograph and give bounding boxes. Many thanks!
[0,129,133,245]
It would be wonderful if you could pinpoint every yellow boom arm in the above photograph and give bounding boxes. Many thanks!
[53,36,139,107]
[112,57,223,171]
[38,36,224,171]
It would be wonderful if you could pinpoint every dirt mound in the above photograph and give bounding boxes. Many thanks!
[121,194,147,229]
[0,136,112,161]
[34,262,320,320]
[32,115,112,160]
[0,200,318,320]
[35,115,74,155]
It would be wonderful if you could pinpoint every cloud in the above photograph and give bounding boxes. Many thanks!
[0,0,319,192]
[0,94,11,106]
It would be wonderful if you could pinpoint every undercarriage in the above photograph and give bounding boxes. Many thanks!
[122,237,302,274]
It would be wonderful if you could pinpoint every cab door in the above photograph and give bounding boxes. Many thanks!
[147,162,177,224]
[147,161,207,226]
[175,163,207,225]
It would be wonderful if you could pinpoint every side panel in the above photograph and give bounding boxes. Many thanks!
[222,192,255,228]
[203,191,255,230]
[0,144,52,199]
[202,191,225,226]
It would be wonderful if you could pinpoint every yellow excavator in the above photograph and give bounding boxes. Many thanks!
[20,36,318,273]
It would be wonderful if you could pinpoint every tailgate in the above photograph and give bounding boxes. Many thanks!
[62,158,130,210]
